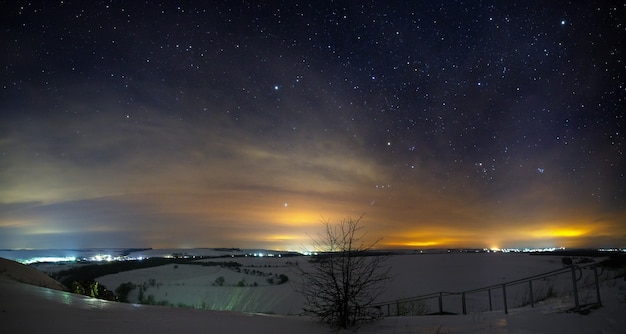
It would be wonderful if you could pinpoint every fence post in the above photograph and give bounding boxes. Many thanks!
[488,289,493,311]
[396,300,400,316]
[529,280,534,308]
[593,266,602,307]
[462,292,467,314]
[502,284,508,314]
[438,292,443,314]
[571,265,580,311]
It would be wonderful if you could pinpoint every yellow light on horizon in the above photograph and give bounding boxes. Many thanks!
[273,210,322,227]
[531,227,589,238]
[382,240,441,248]
[264,234,301,242]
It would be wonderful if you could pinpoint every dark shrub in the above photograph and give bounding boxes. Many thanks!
[277,274,289,284]
[115,282,136,303]
[214,276,225,286]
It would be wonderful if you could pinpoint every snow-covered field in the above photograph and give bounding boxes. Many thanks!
[2,252,626,333]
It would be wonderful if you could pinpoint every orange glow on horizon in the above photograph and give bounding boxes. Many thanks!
[531,227,588,238]
[265,233,299,239]
[271,209,328,228]
[363,219,610,250]
[382,240,441,248]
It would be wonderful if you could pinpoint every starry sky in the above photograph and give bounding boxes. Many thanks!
[1,1,624,251]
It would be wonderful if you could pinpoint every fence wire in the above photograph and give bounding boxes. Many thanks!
[373,262,616,316]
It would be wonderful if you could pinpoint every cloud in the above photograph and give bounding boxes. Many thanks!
[1,35,624,250]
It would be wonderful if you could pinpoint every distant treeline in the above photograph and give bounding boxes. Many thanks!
[54,257,200,289]
[529,249,612,257]
[531,250,626,271]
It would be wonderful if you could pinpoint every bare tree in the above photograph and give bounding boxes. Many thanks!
[295,215,390,330]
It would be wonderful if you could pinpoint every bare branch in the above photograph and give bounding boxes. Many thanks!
[293,215,390,330]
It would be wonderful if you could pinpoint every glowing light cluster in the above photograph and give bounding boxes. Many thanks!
[488,247,564,253]
[16,254,146,265]
[19,256,77,265]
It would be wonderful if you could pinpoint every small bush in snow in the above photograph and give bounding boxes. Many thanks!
[214,276,225,286]
[115,282,136,303]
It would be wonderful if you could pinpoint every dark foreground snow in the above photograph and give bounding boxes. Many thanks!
[2,253,625,333]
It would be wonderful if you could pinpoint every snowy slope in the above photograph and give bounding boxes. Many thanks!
[1,254,625,333]
[96,253,577,315]
[0,257,67,291]
[0,277,323,334]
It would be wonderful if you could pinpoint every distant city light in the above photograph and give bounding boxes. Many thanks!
[19,256,77,264]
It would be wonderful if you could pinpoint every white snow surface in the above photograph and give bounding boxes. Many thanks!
[0,257,67,291]
[2,253,626,333]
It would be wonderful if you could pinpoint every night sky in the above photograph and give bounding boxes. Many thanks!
[1,1,624,250]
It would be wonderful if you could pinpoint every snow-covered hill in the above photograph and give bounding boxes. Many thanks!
[1,253,625,333]
[0,257,67,291]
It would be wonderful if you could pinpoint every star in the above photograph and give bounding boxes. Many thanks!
[0,1,622,250]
